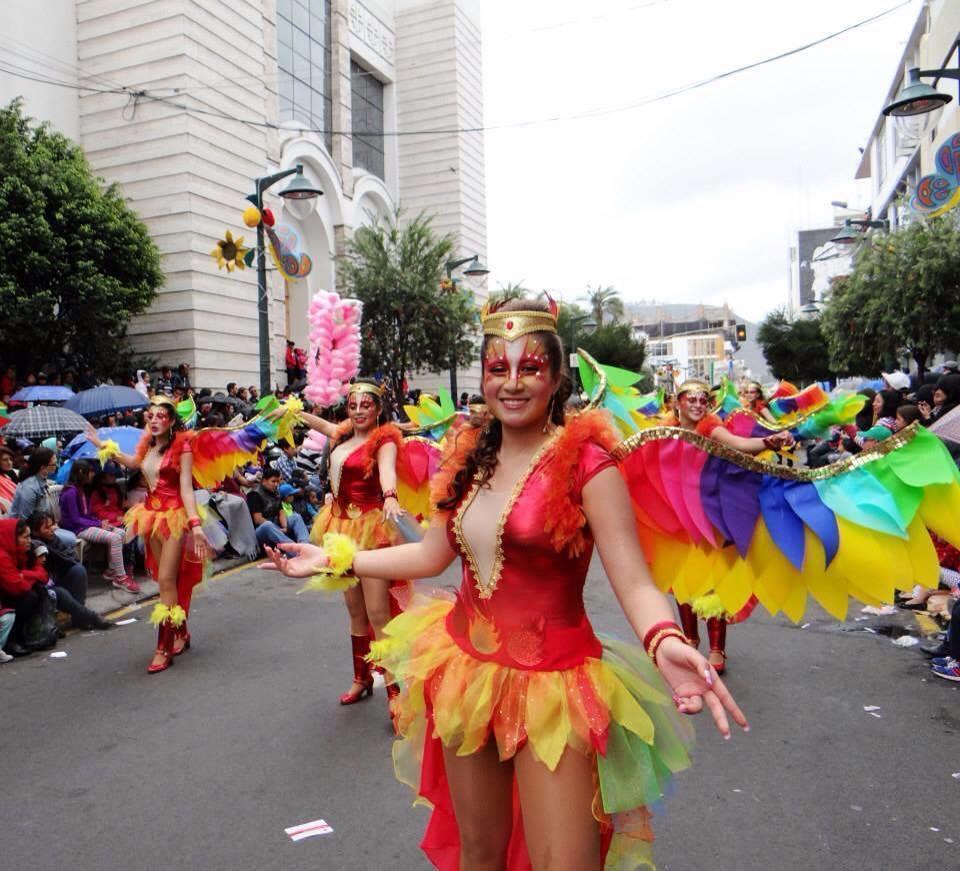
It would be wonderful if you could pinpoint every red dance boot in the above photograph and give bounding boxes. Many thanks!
[706,617,727,674]
[147,621,175,674]
[173,620,191,657]
[385,682,401,734]
[340,634,374,705]
[677,603,700,649]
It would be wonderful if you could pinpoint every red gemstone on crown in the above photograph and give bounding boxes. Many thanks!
[506,320,514,329]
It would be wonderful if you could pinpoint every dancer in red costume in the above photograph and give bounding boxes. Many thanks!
[738,379,777,423]
[299,381,407,714]
[664,380,793,673]
[87,396,212,673]
[266,299,747,871]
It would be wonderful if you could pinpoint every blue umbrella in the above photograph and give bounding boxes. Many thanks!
[10,385,75,402]
[63,425,144,461]
[65,385,148,418]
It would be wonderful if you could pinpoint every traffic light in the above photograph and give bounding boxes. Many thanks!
[735,323,747,342]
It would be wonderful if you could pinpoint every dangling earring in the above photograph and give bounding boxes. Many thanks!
[543,394,555,432]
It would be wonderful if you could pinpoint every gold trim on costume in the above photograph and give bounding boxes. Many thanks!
[453,429,561,599]
[480,302,558,341]
[612,421,923,481]
[149,395,178,413]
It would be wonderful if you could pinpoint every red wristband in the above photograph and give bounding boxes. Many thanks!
[382,489,398,501]
[187,516,202,529]
[642,620,683,656]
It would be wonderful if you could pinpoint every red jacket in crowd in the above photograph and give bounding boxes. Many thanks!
[0,517,47,599]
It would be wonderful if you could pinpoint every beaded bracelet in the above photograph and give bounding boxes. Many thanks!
[382,489,399,501]
[647,627,688,664]
[187,516,202,530]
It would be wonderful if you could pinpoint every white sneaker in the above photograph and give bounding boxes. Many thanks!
[0,650,13,663]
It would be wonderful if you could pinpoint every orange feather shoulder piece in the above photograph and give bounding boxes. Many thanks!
[542,409,620,556]
[359,423,403,479]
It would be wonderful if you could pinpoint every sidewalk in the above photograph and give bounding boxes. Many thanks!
[84,553,254,618]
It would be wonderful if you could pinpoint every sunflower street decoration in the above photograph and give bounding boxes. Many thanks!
[211,230,250,272]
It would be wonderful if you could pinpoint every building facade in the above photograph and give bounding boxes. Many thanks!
[0,0,486,391]
[855,0,960,226]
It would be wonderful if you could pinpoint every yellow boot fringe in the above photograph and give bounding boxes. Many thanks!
[148,603,187,626]
[691,593,726,620]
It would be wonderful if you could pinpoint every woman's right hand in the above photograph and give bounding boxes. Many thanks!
[918,401,932,420]
[85,425,103,448]
[261,542,330,577]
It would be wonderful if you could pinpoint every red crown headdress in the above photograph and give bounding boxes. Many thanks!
[479,295,560,341]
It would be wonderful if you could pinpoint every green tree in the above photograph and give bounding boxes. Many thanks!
[488,282,529,306]
[339,211,472,398]
[557,301,591,353]
[820,217,960,378]
[583,284,624,326]
[757,309,836,385]
[0,99,162,376]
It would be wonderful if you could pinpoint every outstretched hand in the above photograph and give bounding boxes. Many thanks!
[260,542,330,577]
[654,636,749,739]
[85,425,103,448]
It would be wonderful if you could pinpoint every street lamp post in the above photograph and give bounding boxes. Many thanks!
[882,66,960,139]
[246,164,323,396]
[829,217,889,247]
[444,255,489,400]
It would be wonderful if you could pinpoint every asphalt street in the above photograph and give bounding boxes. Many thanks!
[3,557,958,871]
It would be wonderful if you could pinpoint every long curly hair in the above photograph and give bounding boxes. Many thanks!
[436,298,572,511]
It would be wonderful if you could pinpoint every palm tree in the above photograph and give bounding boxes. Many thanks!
[583,285,624,327]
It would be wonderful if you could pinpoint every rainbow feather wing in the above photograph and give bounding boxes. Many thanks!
[190,401,300,490]
[396,436,443,519]
[403,389,461,440]
[615,423,960,621]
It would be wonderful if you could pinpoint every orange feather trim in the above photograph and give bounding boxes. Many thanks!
[542,409,621,557]
[429,425,483,516]
[359,424,403,479]
[133,430,194,471]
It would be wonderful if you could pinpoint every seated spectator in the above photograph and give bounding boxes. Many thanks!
[28,511,112,631]
[274,438,299,483]
[90,465,126,528]
[59,460,138,594]
[297,486,321,526]
[895,404,921,431]
[156,366,175,396]
[0,518,52,653]
[295,438,323,489]
[0,446,18,514]
[0,606,14,662]
[246,468,308,548]
[855,389,900,449]
[10,447,78,551]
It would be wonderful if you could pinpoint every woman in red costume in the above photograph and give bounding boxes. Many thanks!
[738,379,777,423]
[87,396,213,673]
[298,381,406,712]
[665,380,793,674]
[266,299,747,871]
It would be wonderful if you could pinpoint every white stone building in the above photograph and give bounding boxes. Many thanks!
[0,0,486,391]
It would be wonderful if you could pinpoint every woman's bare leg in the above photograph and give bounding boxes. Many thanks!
[442,740,514,871]
[149,534,183,669]
[514,744,602,871]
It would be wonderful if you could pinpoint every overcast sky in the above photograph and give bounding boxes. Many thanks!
[478,0,920,320]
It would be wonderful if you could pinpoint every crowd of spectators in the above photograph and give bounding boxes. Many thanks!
[0,358,421,661]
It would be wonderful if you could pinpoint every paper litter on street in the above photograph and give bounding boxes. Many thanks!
[49,651,67,658]
[285,819,334,842]
[891,636,919,647]
[861,605,898,616]
[863,706,881,712]
[115,618,137,626]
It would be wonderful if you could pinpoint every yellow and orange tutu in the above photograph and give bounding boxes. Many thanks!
[307,503,403,591]
[124,501,189,542]
[371,593,694,870]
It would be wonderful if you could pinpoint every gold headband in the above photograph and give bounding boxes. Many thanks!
[480,298,559,341]
[348,382,384,400]
[149,395,177,413]
[677,380,711,397]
